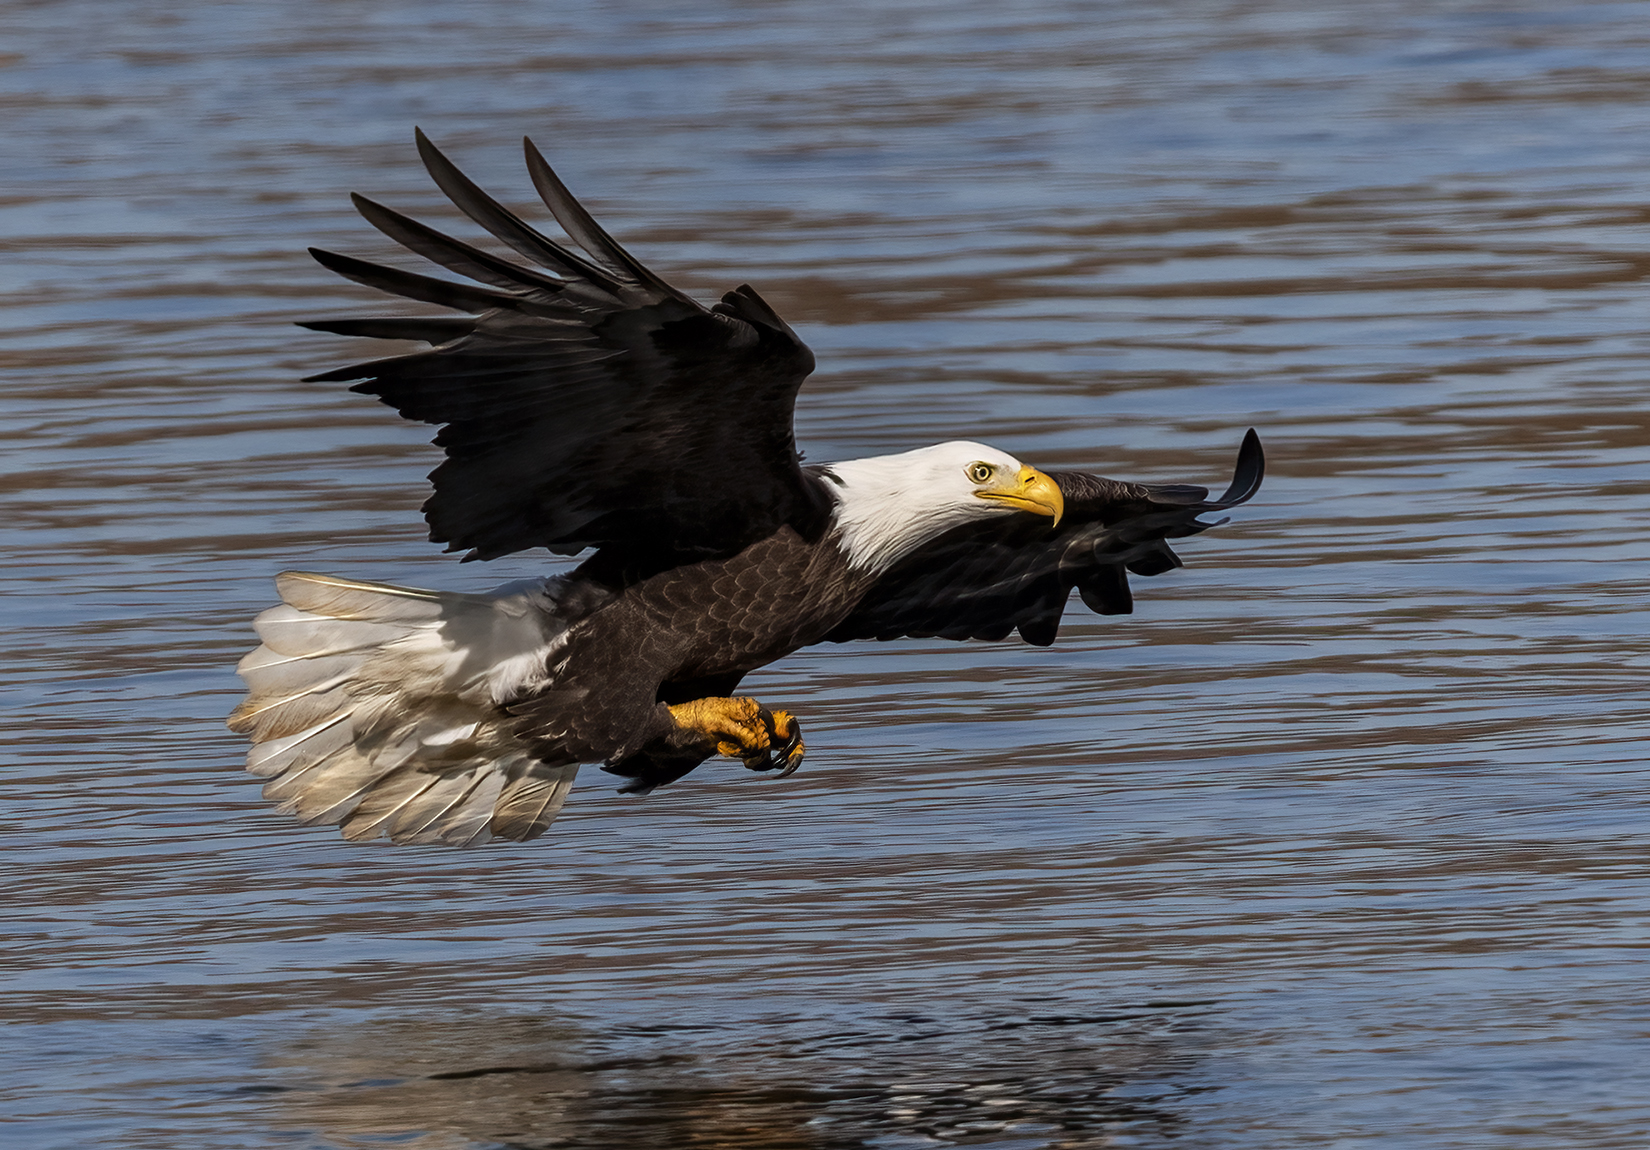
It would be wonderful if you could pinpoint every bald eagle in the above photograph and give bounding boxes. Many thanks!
[229,132,1263,847]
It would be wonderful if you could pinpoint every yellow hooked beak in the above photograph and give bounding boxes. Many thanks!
[975,465,1064,527]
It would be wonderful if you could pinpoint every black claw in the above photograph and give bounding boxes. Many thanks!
[771,714,805,779]
[741,707,803,775]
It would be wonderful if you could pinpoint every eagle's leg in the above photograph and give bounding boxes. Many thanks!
[666,696,806,778]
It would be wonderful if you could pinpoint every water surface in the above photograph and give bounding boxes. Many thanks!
[4,2,1650,1146]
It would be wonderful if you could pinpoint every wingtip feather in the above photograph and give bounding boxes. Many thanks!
[1216,428,1265,507]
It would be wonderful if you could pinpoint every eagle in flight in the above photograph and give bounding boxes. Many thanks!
[229,132,1263,847]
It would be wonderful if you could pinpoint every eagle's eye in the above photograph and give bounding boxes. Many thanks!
[967,462,996,484]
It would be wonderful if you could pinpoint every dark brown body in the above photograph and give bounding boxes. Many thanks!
[510,525,870,790]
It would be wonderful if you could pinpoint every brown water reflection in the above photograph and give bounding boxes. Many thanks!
[272,1009,1202,1148]
[4,1,1650,1148]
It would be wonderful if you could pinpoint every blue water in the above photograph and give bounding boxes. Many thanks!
[4,1,1649,1146]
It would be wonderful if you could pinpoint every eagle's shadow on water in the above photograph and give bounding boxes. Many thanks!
[261,1001,1216,1149]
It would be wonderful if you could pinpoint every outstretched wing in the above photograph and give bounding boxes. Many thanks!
[302,130,830,562]
[826,430,1264,647]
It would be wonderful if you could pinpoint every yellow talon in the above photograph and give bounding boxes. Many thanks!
[667,696,805,777]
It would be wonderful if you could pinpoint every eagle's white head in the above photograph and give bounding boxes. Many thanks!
[822,441,1065,574]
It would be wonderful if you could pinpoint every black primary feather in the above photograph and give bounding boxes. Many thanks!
[300,131,829,563]
[827,430,1264,647]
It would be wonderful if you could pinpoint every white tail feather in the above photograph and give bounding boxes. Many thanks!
[230,570,580,846]
[245,714,354,778]
[491,766,579,841]
[417,770,510,848]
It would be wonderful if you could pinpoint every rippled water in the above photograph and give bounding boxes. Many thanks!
[5,1,1650,1146]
